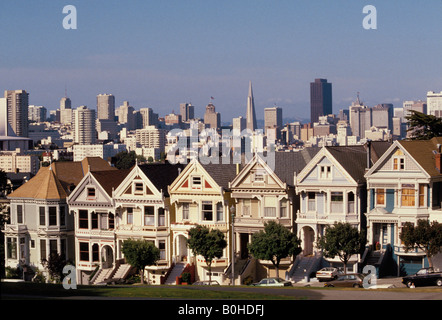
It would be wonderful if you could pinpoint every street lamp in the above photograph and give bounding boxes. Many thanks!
[230,204,236,286]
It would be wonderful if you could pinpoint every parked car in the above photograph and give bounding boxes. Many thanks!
[402,267,442,288]
[324,273,365,288]
[316,267,339,281]
[251,277,292,287]
[192,280,220,286]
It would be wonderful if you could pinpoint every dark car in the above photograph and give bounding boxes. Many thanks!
[402,267,442,288]
[324,273,365,288]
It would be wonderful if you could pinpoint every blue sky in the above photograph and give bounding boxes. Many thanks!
[1,0,441,122]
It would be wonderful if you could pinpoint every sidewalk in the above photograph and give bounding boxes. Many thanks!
[292,276,406,288]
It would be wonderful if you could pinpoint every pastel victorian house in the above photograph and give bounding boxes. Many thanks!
[4,166,74,280]
[295,145,384,272]
[228,149,319,282]
[364,137,442,276]
[112,162,185,285]
[67,168,129,285]
[168,158,238,285]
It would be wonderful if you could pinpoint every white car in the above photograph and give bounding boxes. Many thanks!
[316,267,339,281]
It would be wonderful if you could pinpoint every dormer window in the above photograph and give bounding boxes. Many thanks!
[254,169,265,182]
[393,157,405,170]
[393,149,405,170]
[134,182,144,194]
[192,176,202,189]
[319,165,332,179]
[87,187,96,199]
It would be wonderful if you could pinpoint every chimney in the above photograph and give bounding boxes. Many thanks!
[366,139,372,169]
[436,144,442,173]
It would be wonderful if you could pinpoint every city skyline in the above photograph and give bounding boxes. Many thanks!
[1,1,441,121]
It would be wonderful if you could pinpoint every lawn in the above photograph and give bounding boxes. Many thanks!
[0,281,298,300]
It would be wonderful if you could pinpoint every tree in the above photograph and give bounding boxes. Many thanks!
[400,219,442,268]
[248,221,302,278]
[187,225,227,283]
[45,252,69,282]
[112,151,145,169]
[0,169,9,194]
[317,222,366,274]
[405,110,442,140]
[121,239,160,284]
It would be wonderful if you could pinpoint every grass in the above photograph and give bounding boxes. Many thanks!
[0,282,300,300]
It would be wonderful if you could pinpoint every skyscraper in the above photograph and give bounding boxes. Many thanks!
[246,81,257,131]
[310,79,332,123]
[60,96,72,125]
[427,91,442,118]
[97,94,115,121]
[180,103,195,122]
[264,107,282,130]
[72,106,96,145]
[204,102,220,129]
[118,101,136,130]
[4,90,29,137]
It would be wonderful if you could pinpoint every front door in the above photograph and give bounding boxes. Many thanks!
[240,233,249,259]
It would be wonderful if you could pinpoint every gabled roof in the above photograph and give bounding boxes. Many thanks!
[273,148,321,185]
[8,166,67,200]
[200,162,239,189]
[325,145,368,184]
[51,157,116,192]
[90,169,131,196]
[138,162,186,196]
[398,137,442,177]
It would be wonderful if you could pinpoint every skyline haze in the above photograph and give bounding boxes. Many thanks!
[1,0,441,122]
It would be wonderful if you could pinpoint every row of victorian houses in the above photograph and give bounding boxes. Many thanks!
[3,137,442,285]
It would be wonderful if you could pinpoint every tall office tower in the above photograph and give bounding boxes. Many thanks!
[349,96,371,139]
[4,90,29,137]
[372,104,393,131]
[310,79,332,123]
[140,107,158,128]
[403,100,427,118]
[118,101,136,130]
[204,102,220,129]
[97,94,115,121]
[135,125,167,152]
[60,96,72,125]
[72,106,96,145]
[264,107,283,131]
[246,81,257,131]
[28,105,47,122]
[232,116,246,133]
[426,91,442,117]
[180,103,195,121]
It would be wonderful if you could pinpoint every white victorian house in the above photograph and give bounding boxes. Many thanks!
[67,168,129,285]
[229,149,319,283]
[5,166,74,280]
[295,144,387,272]
[112,162,185,285]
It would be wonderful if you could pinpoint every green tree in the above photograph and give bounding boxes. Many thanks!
[317,222,366,274]
[400,219,442,268]
[187,225,227,283]
[45,252,68,283]
[121,239,160,284]
[0,169,8,194]
[112,151,145,169]
[248,221,302,278]
[405,110,442,140]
